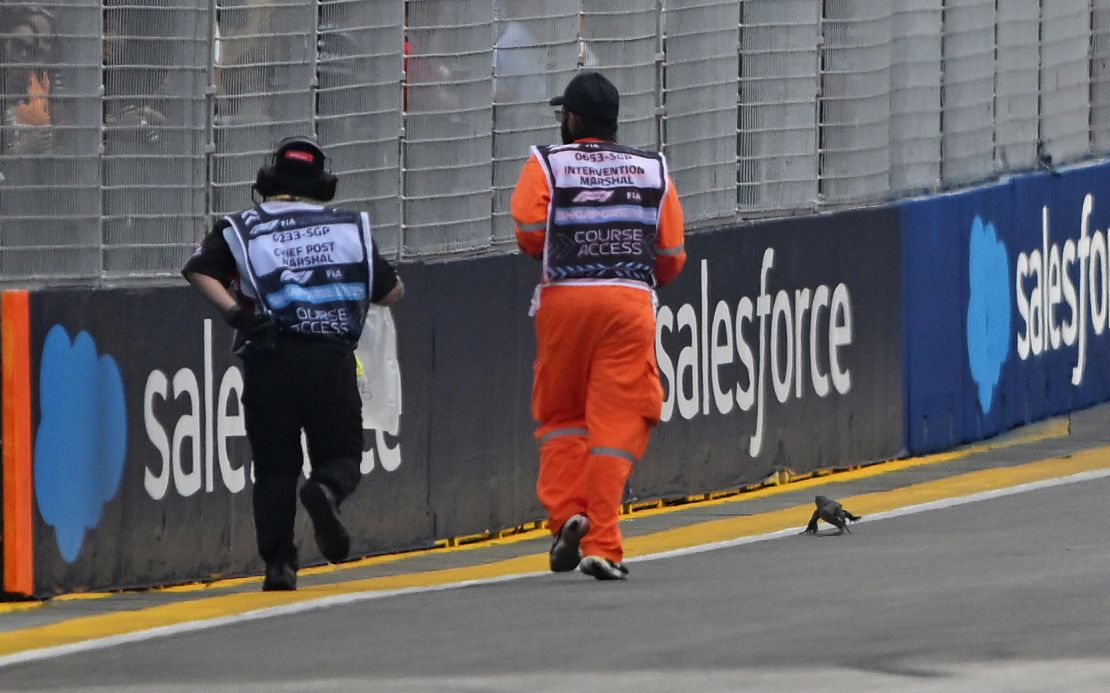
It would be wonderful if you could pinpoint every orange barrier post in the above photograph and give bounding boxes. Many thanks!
[2,290,33,596]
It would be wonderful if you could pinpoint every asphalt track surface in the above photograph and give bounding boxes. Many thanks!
[3,406,1110,692]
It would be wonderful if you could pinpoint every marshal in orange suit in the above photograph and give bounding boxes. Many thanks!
[510,71,686,581]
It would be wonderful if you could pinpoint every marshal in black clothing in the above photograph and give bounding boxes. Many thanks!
[182,136,404,591]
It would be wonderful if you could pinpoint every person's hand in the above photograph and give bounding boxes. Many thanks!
[104,105,166,150]
[223,304,273,334]
[224,305,277,349]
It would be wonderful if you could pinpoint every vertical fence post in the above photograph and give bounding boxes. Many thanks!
[205,0,218,227]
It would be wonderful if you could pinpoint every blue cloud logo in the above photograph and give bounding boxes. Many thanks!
[967,216,1011,413]
[34,326,127,562]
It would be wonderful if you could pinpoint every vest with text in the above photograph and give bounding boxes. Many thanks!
[223,204,374,345]
[534,141,666,286]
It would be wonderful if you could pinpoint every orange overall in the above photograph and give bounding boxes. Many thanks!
[14,71,51,126]
[511,139,686,563]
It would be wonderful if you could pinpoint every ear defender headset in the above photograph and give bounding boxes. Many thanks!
[252,135,338,202]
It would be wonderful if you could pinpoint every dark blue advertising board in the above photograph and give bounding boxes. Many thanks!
[901,161,1110,453]
[641,207,906,498]
[20,203,905,594]
[418,253,544,537]
[27,287,434,595]
[21,158,1110,594]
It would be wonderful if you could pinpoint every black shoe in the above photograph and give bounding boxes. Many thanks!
[579,555,629,581]
[549,514,589,572]
[300,480,351,564]
[262,562,297,591]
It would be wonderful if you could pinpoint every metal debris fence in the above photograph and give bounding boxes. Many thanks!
[2,0,1110,282]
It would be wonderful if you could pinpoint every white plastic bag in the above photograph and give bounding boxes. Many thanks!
[354,305,402,434]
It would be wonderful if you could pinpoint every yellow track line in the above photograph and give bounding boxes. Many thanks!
[1,440,1106,658]
[0,417,1069,613]
[626,418,1070,520]
[625,444,1110,556]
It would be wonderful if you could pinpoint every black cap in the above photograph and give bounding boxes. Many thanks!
[550,71,619,126]
[255,135,338,202]
[273,136,327,175]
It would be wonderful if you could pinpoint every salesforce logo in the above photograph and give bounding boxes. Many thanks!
[966,216,1011,413]
[33,326,127,562]
[656,252,854,457]
[969,194,1110,415]
[1015,195,1110,387]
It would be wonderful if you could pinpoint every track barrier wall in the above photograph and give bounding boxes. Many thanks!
[901,160,1110,454]
[645,208,905,498]
[6,161,1110,594]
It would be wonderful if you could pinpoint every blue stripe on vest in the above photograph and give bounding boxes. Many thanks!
[265,282,368,309]
[553,206,660,225]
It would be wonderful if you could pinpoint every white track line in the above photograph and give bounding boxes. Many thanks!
[627,467,1110,563]
[3,466,1109,669]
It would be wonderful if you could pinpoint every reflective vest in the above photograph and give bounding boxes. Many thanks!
[222,203,374,345]
[533,141,667,287]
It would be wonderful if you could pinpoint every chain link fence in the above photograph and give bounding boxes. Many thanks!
[8,0,1110,283]
[1041,0,1092,165]
[941,0,995,187]
[995,0,1040,173]
[889,0,940,196]
[663,0,737,225]
[1091,0,1110,153]
[317,0,404,256]
[491,0,577,246]
[103,0,209,276]
[737,0,820,214]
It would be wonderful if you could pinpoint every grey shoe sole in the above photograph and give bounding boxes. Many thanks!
[579,555,629,581]
[549,515,589,572]
[300,481,351,564]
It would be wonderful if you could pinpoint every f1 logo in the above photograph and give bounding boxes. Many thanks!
[572,190,615,203]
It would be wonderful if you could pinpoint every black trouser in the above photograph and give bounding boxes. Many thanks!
[241,337,363,567]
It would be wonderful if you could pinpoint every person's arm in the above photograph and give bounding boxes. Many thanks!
[654,177,686,287]
[182,220,254,326]
[510,154,549,259]
[376,280,404,306]
[185,271,239,320]
[369,242,404,306]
